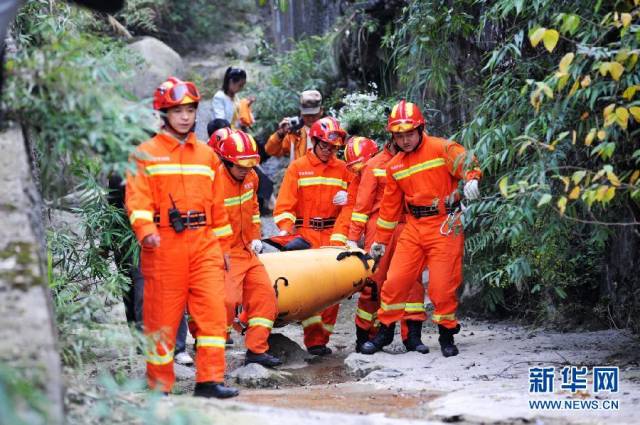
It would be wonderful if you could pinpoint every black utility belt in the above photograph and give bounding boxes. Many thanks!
[295,217,336,230]
[407,201,460,218]
[154,211,207,229]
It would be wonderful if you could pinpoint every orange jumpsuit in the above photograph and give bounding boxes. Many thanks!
[374,134,481,330]
[273,150,352,347]
[219,165,277,354]
[126,132,232,392]
[347,148,426,339]
[265,127,309,160]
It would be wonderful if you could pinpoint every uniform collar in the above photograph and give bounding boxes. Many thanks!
[156,131,197,151]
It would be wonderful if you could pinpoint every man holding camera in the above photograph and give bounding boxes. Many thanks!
[264,90,324,161]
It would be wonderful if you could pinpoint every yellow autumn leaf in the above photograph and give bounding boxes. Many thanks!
[621,13,632,28]
[609,61,624,80]
[557,196,567,215]
[568,80,580,97]
[529,27,546,47]
[538,82,553,99]
[622,85,639,100]
[603,103,617,127]
[569,186,581,199]
[585,128,596,146]
[603,187,616,203]
[559,53,575,73]
[597,130,607,141]
[629,106,640,122]
[560,176,570,191]
[499,177,509,197]
[599,62,611,76]
[572,130,577,145]
[631,170,640,184]
[543,29,560,52]
[615,107,629,130]
[607,170,621,186]
[595,185,609,201]
[580,75,591,88]
[628,54,639,70]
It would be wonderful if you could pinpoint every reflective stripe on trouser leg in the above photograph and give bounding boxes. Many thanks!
[425,218,464,329]
[355,285,379,331]
[302,314,324,348]
[141,227,190,392]
[186,228,228,383]
[243,256,277,354]
[377,221,427,325]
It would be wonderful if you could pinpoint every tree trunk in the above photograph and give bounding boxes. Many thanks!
[0,123,63,422]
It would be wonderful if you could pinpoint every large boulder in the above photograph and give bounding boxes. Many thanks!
[228,363,292,388]
[126,37,184,99]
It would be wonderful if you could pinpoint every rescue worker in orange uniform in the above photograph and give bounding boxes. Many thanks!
[345,137,430,354]
[216,130,282,367]
[361,100,481,357]
[126,77,239,398]
[265,90,324,161]
[273,116,352,355]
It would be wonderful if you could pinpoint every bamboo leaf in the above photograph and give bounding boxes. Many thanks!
[629,106,640,123]
[572,170,587,184]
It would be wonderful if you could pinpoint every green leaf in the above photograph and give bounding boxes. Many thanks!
[537,193,552,207]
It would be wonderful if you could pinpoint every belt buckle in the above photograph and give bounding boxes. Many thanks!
[185,210,198,229]
[311,217,322,230]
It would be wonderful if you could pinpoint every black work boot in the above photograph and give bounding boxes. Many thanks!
[438,324,461,357]
[355,326,370,353]
[245,350,283,367]
[307,345,332,356]
[360,322,396,355]
[193,382,239,399]
[403,320,430,354]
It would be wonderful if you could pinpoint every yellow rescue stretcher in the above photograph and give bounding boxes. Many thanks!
[258,247,375,327]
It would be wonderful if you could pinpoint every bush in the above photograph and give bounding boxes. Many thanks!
[331,84,393,143]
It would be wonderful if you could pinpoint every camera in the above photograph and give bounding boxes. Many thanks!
[287,116,304,132]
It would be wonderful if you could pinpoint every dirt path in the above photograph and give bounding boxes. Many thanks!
[65,289,640,424]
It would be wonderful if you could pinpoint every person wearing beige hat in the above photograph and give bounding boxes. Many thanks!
[265,90,324,161]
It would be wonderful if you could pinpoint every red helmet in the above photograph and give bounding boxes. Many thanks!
[387,100,425,133]
[208,127,234,153]
[345,136,378,170]
[218,130,260,167]
[153,77,201,110]
[309,116,347,146]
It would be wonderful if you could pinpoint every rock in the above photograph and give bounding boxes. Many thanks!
[362,368,404,381]
[344,353,383,378]
[233,44,251,60]
[126,37,184,99]
[0,124,64,423]
[267,332,311,365]
[229,363,291,388]
[174,363,195,381]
